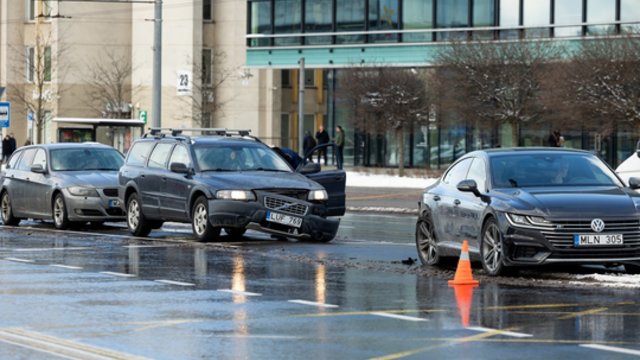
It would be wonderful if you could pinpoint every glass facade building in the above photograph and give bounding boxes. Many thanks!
[248,0,640,170]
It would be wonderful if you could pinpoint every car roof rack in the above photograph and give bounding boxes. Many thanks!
[144,127,260,142]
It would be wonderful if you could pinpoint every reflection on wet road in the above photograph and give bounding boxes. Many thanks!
[0,216,639,359]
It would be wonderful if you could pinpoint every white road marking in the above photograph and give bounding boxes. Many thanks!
[370,312,428,322]
[4,257,35,263]
[288,300,339,308]
[123,245,178,249]
[155,280,195,287]
[12,247,90,252]
[217,289,262,297]
[580,344,640,356]
[49,264,83,270]
[466,326,533,338]
[99,271,136,278]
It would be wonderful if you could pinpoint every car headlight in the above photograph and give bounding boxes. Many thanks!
[308,189,328,201]
[216,190,256,201]
[67,186,99,197]
[505,213,550,227]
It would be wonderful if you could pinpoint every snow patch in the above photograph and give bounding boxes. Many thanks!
[573,273,640,288]
[346,171,437,189]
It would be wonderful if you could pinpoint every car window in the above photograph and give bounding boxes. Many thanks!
[7,150,22,169]
[442,158,472,185]
[32,149,47,169]
[15,149,37,171]
[126,142,155,167]
[148,143,174,169]
[194,143,292,172]
[169,145,191,166]
[50,148,124,171]
[467,158,487,192]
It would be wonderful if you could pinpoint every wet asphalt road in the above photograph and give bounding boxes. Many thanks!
[1,214,640,359]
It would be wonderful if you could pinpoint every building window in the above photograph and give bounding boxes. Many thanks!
[26,47,35,82]
[472,0,495,39]
[500,0,520,39]
[43,0,52,19]
[554,0,583,37]
[203,0,212,21]
[202,48,212,86]
[368,0,399,43]
[436,0,469,40]
[305,0,332,45]
[621,0,640,33]
[280,114,290,148]
[282,70,291,87]
[587,0,616,35]
[336,0,365,44]
[403,0,433,42]
[523,0,551,38]
[27,0,35,20]
[304,69,315,87]
[27,0,52,20]
[44,47,52,82]
[274,0,302,46]
[249,0,271,47]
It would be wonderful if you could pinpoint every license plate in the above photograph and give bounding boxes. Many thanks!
[574,234,623,246]
[108,199,120,208]
[266,211,302,228]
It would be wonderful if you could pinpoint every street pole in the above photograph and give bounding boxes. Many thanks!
[152,0,162,128]
[298,57,305,156]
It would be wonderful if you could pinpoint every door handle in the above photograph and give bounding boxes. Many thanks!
[433,195,441,201]
[454,199,461,206]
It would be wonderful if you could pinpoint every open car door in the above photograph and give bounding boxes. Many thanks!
[299,143,346,217]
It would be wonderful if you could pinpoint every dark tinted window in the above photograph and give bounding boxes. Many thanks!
[50,148,124,171]
[148,143,174,169]
[194,143,291,172]
[126,142,155,167]
[467,158,487,192]
[442,158,472,185]
[16,149,37,171]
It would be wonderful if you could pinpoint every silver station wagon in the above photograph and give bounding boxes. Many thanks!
[0,143,125,229]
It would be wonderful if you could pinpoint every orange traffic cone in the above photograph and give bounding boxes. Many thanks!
[448,240,479,286]
[451,283,476,327]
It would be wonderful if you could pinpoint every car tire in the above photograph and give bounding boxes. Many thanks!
[312,233,335,243]
[192,196,220,242]
[624,263,640,274]
[127,193,152,237]
[52,193,71,230]
[480,218,506,276]
[0,191,20,226]
[225,227,246,238]
[416,216,441,266]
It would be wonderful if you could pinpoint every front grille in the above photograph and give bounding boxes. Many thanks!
[262,189,308,200]
[264,196,308,216]
[539,219,640,249]
[103,188,118,197]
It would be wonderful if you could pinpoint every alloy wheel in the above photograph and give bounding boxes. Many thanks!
[482,221,503,274]
[416,219,439,265]
[193,203,208,236]
[53,196,65,227]
[128,197,140,230]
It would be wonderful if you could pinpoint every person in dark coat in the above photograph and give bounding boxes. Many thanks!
[7,133,16,157]
[335,125,344,169]
[315,125,329,164]
[302,131,316,162]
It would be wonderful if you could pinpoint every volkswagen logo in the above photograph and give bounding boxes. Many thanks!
[591,218,605,233]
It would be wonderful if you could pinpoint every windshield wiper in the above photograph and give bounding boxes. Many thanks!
[247,168,289,172]
[201,168,235,172]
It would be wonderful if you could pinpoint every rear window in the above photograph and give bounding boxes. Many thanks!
[126,142,155,167]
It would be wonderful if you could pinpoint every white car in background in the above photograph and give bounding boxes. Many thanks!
[616,150,640,185]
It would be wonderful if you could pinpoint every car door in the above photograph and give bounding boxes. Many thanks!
[162,144,192,220]
[456,157,489,253]
[26,148,52,218]
[145,142,175,218]
[299,143,346,216]
[437,158,473,251]
[11,148,38,216]
[1,150,25,215]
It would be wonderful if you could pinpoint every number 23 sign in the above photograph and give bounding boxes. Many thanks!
[177,70,192,96]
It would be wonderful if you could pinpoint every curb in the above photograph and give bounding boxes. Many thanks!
[346,206,418,215]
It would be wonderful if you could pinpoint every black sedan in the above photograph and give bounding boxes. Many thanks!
[416,148,640,276]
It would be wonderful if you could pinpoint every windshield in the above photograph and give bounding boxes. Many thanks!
[194,143,293,172]
[490,153,623,188]
[51,148,124,171]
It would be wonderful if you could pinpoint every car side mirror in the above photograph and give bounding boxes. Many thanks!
[457,179,480,197]
[30,164,47,174]
[170,162,190,174]
[629,177,640,190]
[299,162,321,175]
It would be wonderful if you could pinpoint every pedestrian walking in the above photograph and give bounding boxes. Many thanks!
[302,131,316,161]
[315,125,329,164]
[335,125,344,169]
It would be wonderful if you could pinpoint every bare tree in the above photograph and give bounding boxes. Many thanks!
[559,34,640,134]
[84,51,138,119]
[7,29,69,144]
[340,66,430,176]
[181,49,237,127]
[431,40,563,145]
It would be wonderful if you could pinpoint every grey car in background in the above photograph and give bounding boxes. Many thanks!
[0,143,125,229]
